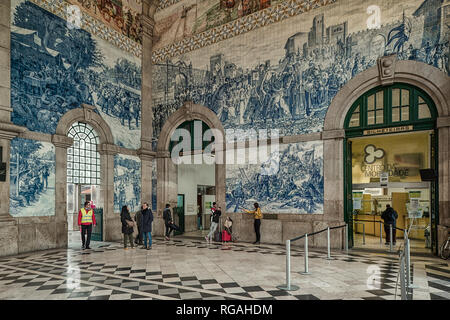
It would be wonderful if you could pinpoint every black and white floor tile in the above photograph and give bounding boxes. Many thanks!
[0,237,448,300]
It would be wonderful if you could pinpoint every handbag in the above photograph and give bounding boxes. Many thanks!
[126,220,135,227]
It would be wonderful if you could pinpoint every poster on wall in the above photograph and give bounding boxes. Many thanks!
[407,191,423,218]
[9,138,55,217]
[352,192,363,210]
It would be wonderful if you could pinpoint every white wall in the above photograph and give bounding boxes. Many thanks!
[177,156,215,215]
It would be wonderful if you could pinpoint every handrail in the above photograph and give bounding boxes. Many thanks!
[290,225,347,242]
[353,219,405,232]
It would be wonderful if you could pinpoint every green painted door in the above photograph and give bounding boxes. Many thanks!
[344,139,354,248]
[174,194,185,235]
[91,207,103,241]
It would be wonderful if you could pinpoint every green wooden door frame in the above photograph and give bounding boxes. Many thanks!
[342,83,439,253]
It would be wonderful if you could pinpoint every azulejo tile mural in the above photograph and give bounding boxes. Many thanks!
[152,0,337,57]
[226,141,324,214]
[66,0,143,44]
[27,0,142,58]
[114,154,141,213]
[11,0,142,150]
[152,0,449,141]
[9,138,56,217]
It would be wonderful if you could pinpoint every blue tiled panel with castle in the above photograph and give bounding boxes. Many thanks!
[9,138,55,217]
[114,154,141,213]
[10,0,142,150]
[152,0,449,141]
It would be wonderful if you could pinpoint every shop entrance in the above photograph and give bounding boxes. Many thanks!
[343,84,438,254]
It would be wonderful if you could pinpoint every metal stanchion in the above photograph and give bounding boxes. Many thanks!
[326,227,334,260]
[380,222,383,245]
[405,235,418,289]
[399,254,407,300]
[301,234,310,275]
[277,240,299,291]
[389,224,393,252]
[362,223,366,245]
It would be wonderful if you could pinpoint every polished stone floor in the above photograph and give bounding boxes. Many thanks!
[0,235,448,300]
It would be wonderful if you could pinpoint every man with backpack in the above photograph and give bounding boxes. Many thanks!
[381,204,398,245]
[163,203,180,240]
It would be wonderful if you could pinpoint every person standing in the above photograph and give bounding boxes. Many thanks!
[205,203,221,242]
[120,205,135,250]
[197,205,202,230]
[163,204,180,240]
[243,202,262,244]
[381,204,398,245]
[78,201,96,250]
[134,206,143,245]
[141,202,153,250]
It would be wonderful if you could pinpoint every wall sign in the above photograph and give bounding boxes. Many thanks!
[363,125,413,136]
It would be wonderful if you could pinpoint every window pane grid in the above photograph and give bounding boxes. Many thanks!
[67,122,100,185]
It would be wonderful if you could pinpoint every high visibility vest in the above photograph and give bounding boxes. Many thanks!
[81,208,93,224]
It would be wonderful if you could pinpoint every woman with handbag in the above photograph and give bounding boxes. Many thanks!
[120,205,135,249]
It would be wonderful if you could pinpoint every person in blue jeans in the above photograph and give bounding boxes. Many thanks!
[140,202,153,250]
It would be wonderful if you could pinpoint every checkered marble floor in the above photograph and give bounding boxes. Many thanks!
[0,237,448,300]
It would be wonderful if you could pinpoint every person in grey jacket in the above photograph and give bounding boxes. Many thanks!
[141,202,153,250]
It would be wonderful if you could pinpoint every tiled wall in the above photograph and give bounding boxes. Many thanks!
[152,0,449,214]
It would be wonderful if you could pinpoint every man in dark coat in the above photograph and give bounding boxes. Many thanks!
[134,206,143,245]
[120,206,135,249]
[163,203,180,241]
[381,204,398,245]
[141,202,153,250]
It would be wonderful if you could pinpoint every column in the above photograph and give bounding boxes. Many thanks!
[140,0,158,228]
[437,116,450,252]
[52,134,74,248]
[0,0,22,256]
[98,143,119,241]
[322,129,346,249]
[155,151,177,236]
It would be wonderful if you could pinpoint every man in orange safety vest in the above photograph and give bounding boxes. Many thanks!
[78,201,96,250]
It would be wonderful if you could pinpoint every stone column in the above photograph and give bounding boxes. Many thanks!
[97,143,119,241]
[138,149,155,206]
[322,129,346,249]
[437,116,450,254]
[140,1,158,231]
[155,151,177,236]
[52,134,73,248]
[0,0,23,257]
[140,1,158,152]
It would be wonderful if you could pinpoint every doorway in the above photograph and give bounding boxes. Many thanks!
[66,122,103,246]
[347,131,436,253]
[343,83,439,254]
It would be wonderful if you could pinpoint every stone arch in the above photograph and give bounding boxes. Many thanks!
[322,55,450,252]
[56,104,114,144]
[157,101,225,152]
[155,102,226,233]
[324,57,450,131]
[54,104,117,243]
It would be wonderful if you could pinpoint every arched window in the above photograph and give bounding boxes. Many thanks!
[67,122,101,185]
[345,84,437,135]
[169,120,214,154]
